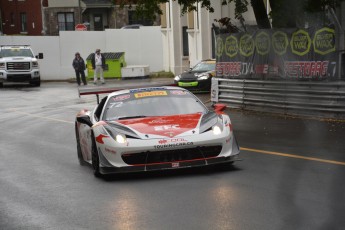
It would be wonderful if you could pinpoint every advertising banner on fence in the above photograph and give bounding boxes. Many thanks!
[216,27,337,80]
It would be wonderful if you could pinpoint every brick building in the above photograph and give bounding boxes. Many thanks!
[0,0,160,36]
[44,0,160,35]
[0,0,47,35]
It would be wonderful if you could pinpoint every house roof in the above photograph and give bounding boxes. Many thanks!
[82,0,113,8]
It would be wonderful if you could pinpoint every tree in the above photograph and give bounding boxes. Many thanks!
[114,0,344,29]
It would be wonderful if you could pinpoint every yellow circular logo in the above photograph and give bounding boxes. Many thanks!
[272,31,288,55]
[290,29,311,56]
[225,36,238,58]
[313,27,336,55]
[240,34,254,57]
[255,32,270,55]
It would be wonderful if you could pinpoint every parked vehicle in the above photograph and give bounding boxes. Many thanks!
[0,45,43,87]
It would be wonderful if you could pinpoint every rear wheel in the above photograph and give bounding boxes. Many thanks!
[75,123,86,166]
[91,133,101,177]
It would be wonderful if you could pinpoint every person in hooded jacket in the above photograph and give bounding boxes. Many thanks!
[72,52,87,86]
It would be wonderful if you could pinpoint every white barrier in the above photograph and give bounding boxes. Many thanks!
[0,26,164,80]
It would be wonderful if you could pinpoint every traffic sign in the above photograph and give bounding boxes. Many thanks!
[75,24,87,31]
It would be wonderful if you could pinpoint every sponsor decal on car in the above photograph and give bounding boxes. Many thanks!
[178,82,198,87]
[134,91,168,98]
[154,141,194,149]
[170,90,187,95]
[113,94,130,101]
[105,147,116,154]
[130,87,166,93]
[158,138,188,144]
[154,124,180,131]
[149,119,174,124]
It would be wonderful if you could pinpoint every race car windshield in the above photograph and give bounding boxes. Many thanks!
[192,61,215,72]
[103,89,208,120]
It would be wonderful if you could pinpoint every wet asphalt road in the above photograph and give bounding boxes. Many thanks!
[0,79,345,230]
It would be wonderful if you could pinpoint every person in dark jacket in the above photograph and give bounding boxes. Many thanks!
[72,52,87,86]
[91,48,106,84]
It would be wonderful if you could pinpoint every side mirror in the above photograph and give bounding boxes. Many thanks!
[77,115,93,127]
[36,53,44,59]
[212,103,226,114]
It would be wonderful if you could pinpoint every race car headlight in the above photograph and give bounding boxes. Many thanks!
[32,61,39,68]
[196,73,210,80]
[174,75,181,81]
[103,126,128,144]
[115,133,127,144]
[212,125,222,135]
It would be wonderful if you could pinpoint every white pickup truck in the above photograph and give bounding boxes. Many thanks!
[0,45,43,87]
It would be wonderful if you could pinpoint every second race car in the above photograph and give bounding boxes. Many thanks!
[174,59,216,92]
[75,86,240,177]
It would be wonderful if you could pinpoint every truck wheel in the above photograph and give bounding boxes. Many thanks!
[30,78,41,87]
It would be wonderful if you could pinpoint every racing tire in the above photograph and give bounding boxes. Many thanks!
[75,123,86,166]
[91,133,102,177]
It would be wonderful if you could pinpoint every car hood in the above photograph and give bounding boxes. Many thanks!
[115,113,202,138]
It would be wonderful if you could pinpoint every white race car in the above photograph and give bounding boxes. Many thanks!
[75,86,240,177]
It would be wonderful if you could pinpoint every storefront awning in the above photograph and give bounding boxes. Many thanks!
[82,0,113,8]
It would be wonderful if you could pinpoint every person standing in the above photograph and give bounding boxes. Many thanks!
[72,52,87,86]
[91,48,106,84]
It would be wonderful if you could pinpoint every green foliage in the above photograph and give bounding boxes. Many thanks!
[113,0,343,28]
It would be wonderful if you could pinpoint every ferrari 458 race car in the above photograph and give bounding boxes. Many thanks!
[75,86,240,177]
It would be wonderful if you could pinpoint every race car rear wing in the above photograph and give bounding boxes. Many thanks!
[78,82,175,104]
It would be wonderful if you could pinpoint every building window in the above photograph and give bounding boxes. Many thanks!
[58,12,74,31]
[182,26,189,56]
[128,10,153,26]
[20,13,27,32]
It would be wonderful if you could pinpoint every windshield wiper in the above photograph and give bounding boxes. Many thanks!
[117,115,147,120]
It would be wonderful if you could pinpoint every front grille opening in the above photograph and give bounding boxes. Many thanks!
[122,146,222,165]
[7,62,30,71]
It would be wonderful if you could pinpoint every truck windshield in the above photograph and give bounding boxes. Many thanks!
[0,49,34,58]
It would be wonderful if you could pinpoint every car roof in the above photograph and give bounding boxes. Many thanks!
[200,59,216,63]
[107,86,187,98]
[121,24,143,29]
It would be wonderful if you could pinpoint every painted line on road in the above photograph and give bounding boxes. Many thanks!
[241,147,345,166]
[8,108,73,124]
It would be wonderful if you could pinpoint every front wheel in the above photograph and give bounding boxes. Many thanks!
[30,77,41,87]
[75,123,86,166]
[91,133,101,177]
